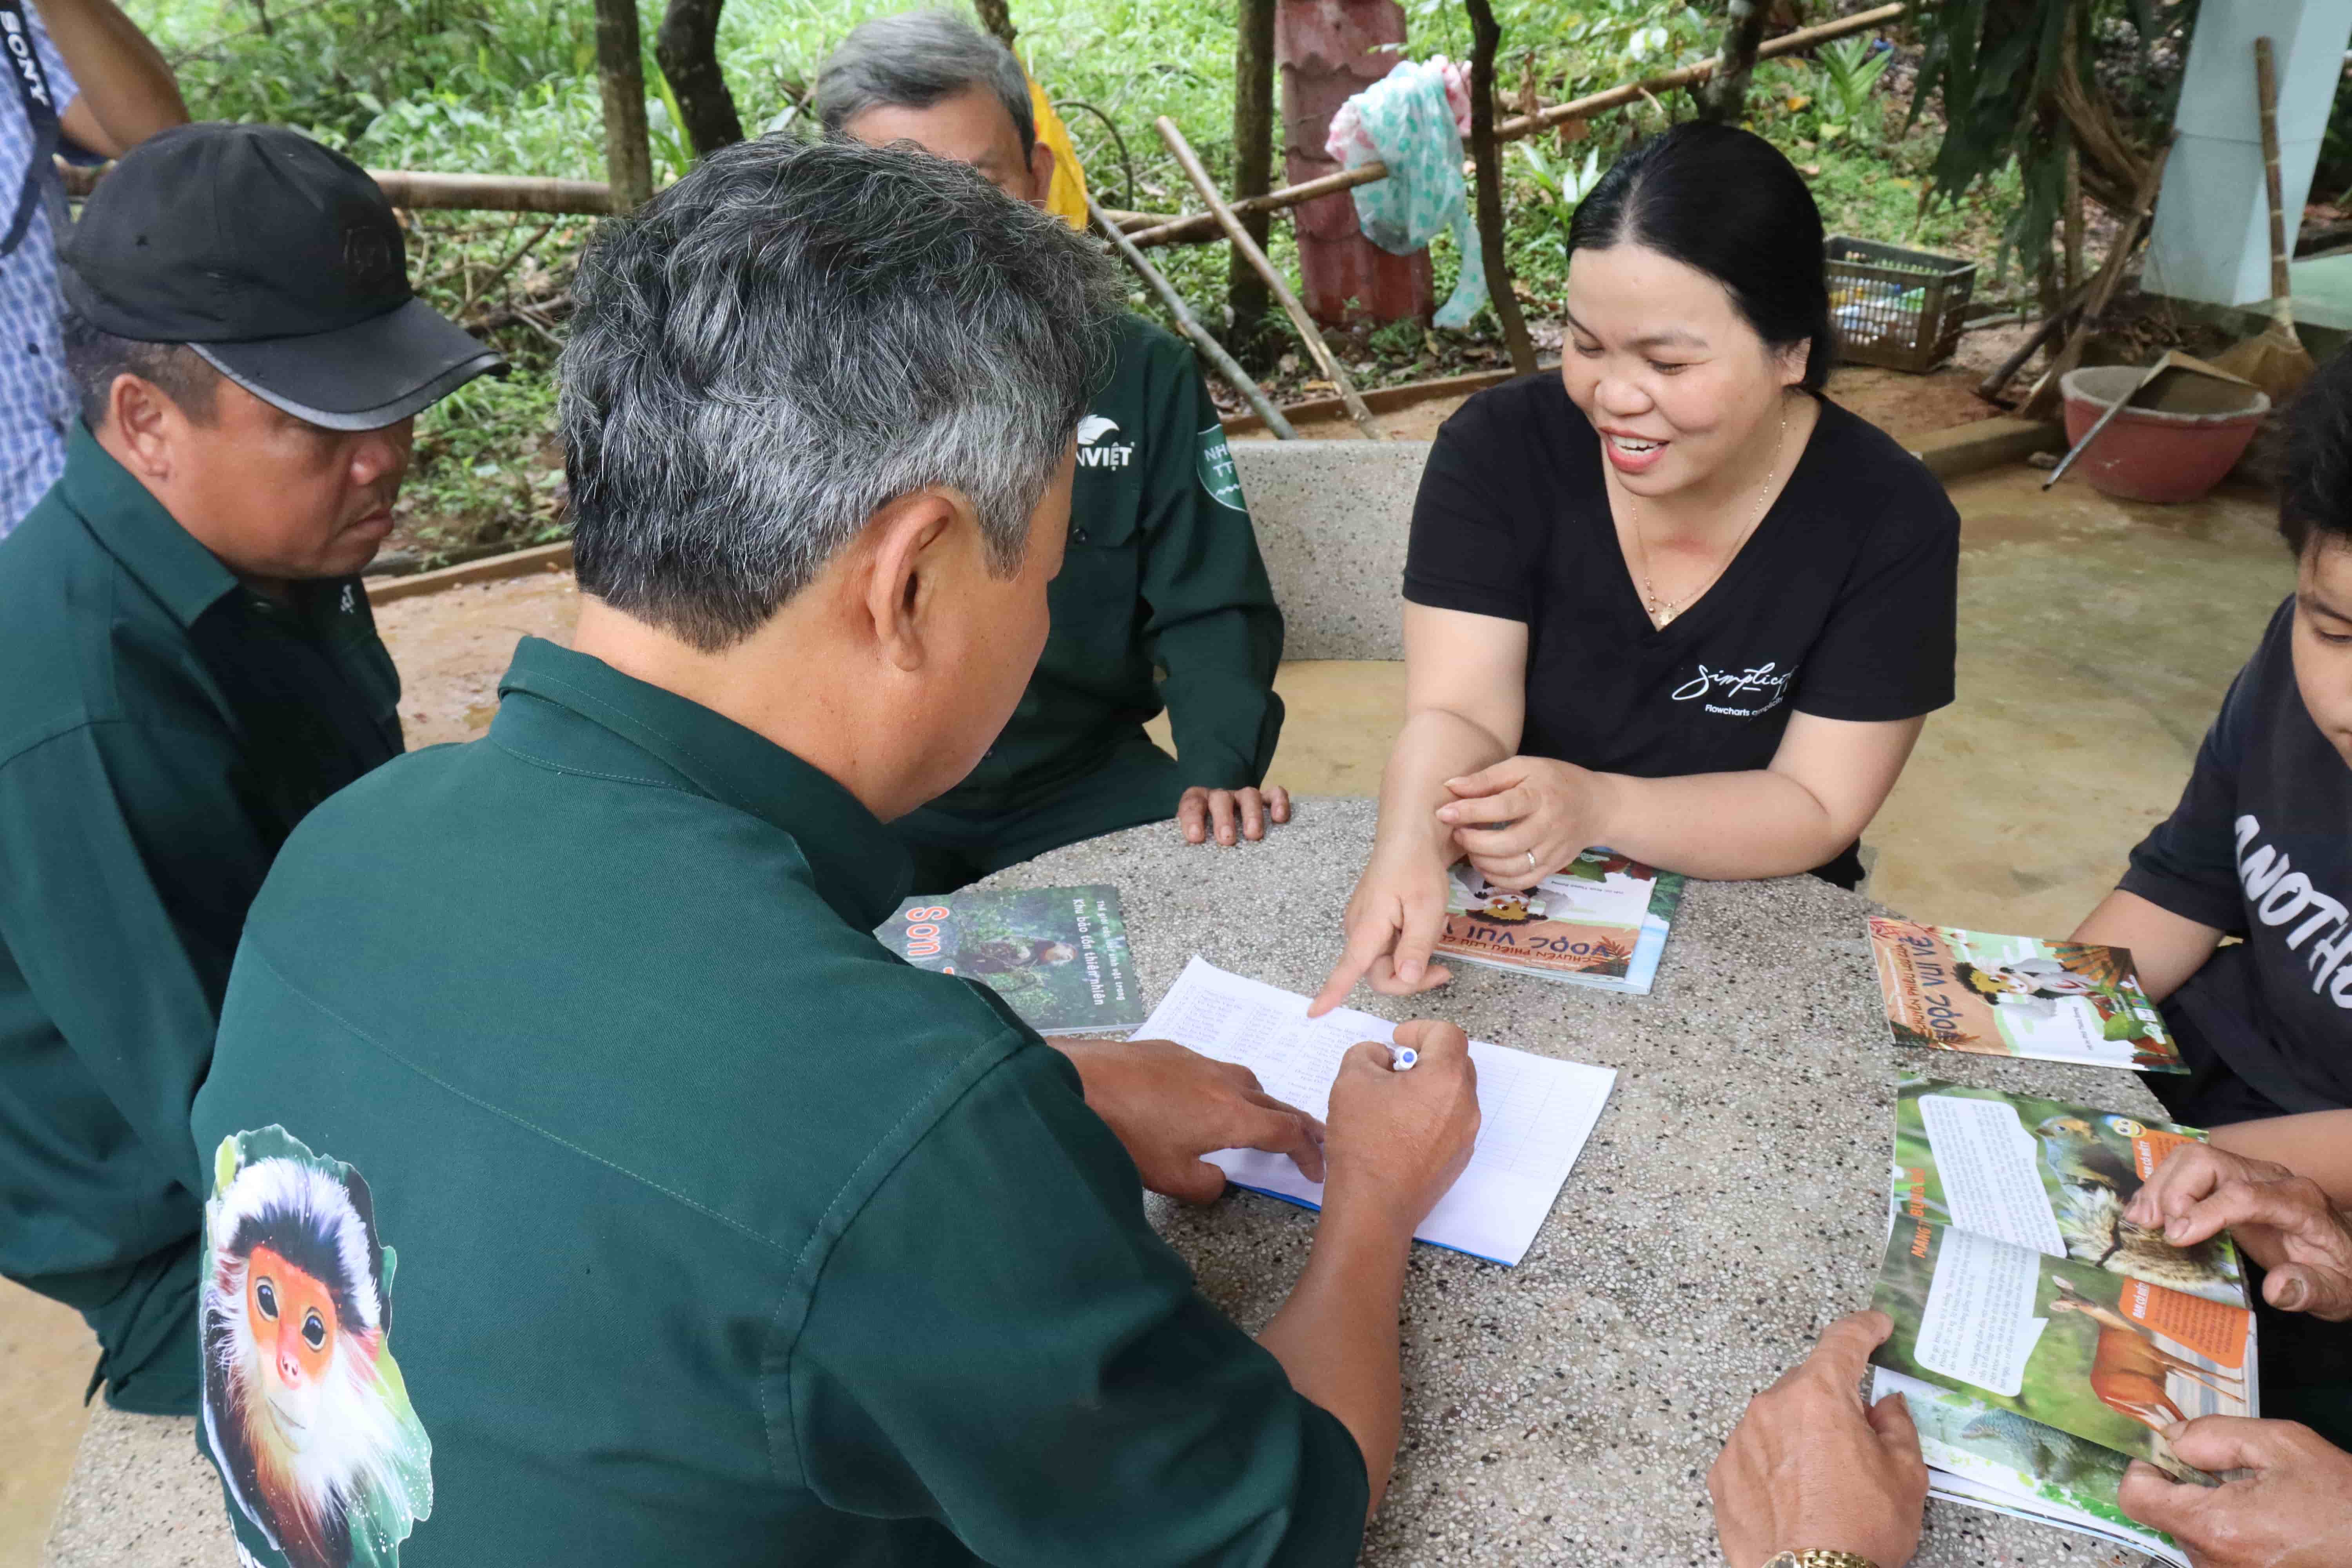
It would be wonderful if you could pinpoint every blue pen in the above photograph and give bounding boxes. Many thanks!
[1383,1042,1417,1071]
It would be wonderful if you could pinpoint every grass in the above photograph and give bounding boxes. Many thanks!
[136,1,2033,558]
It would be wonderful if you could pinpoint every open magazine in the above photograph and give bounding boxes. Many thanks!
[875,884,1144,1036]
[1437,849,1684,996]
[1870,1081,2256,1560]
[1867,918,2183,1073]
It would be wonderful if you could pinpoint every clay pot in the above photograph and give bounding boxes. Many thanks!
[2059,367,2271,505]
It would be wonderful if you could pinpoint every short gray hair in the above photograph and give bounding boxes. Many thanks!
[815,10,1035,156]
[559,136,1120,652]
[60,308,220,429]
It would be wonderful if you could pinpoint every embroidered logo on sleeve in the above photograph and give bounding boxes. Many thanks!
[1195,425,1246,512]
[202,1127,432,1568]
[1077,414,1134,469]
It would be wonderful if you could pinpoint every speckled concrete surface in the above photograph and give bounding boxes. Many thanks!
[39,1407,229,1568]
[986,799,2169,1567]
[1229,441,1427,660]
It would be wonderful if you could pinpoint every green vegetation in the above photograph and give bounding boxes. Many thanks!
[140,0,2039,558]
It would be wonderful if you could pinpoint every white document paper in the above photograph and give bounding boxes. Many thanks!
[1916,1228,2051,1398]
[1917,1094,2068,1258]
[1131,956,1617,1265]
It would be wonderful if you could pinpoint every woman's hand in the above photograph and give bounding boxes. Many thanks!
[1310,834,1457,1016]
[1436,757,1613,890]
[2125,1143,2352,1319]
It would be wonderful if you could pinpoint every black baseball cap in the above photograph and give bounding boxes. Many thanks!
[60,122,504,430]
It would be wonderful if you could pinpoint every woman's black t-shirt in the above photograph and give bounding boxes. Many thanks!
[1401,372,1959,887]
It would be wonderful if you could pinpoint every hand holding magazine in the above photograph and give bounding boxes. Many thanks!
[1869,1081,2256,1564]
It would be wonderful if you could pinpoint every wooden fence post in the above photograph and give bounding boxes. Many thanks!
[1465,0,1536,375]
[594,0,655,212]
[1230,0,1278,351]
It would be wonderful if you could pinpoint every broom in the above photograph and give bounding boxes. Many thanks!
[2215,36,2317,400]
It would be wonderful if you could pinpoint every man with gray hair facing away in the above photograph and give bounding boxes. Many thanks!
[820,9,1292,889]
[193,137,1480,1566]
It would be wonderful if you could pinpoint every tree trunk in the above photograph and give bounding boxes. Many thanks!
[1230,0,1277,352]
[1692,0,1769,124]
[973,0,1016,47]
[1464,0,1536,375]
[594,0,655,212]
[655,0,744,157]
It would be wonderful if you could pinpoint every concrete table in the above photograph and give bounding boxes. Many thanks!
[986,798,2168,1568]
[45,798,2163,1567]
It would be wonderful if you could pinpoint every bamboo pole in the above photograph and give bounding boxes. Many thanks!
[1127,1,1907,250]
[57,160,616,214]
[1155,116,1385,440]
[1089,194,1299,439]
[2018,136,2173,422]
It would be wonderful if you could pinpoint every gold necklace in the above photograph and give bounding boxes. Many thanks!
[1625,399,1789,629]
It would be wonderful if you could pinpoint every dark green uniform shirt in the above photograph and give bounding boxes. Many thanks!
[933,315,1284,813]
[0,424,400,1414]
[192,637,1366,1567]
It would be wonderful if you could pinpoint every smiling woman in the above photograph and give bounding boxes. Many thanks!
[1314,123,1960,1016]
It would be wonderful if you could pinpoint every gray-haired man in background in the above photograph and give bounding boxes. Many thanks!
[193,136,1479,1564]
[819,9,1294,889]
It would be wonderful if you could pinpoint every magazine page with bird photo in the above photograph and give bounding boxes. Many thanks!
[876,885,1145,1036]
[1891,1078,2245,1304]
[1870,1217,2257,1491]
[1867,918,2183,1073]
[1437,849,1686,995]
[1874,1079,2249,1562]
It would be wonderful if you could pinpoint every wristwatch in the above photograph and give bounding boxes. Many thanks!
[1760,1555,1877,1568]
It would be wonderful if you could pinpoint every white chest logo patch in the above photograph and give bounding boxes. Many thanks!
[1077,415,1135,469]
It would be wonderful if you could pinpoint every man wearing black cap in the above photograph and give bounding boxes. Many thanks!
[0,121,499,1415]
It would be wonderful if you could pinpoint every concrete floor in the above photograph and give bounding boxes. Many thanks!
[0,459,2291,1566]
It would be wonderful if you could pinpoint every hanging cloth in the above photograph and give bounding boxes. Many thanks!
[1026,76,1091,231]
[1325,57,1483,329]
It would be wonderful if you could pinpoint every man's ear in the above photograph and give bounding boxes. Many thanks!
[107,374,177,481]
[1027,139,1058,210]
[862,489,963,673]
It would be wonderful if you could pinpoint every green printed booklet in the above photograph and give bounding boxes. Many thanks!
[876,885,1144,1036]
[1871,1082,2257,1558]
[1868,918,2182,1073]
[1437,849,1685,996]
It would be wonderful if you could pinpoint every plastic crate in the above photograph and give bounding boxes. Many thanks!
[1824,236,1978,374]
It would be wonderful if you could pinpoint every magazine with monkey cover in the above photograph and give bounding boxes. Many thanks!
[1867,918,2184,1073]
[1437,849,1684,995]
[877,884,1144,1036]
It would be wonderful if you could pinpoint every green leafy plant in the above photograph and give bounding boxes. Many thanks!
[1513,140,1602,261]
[1813,36,1891,145]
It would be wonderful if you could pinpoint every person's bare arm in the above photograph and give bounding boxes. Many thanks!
[35,0,185,158]
[1311,605,1524,1013]
[1257,1020,1479,1515]
[2070,889,2225,1003]
[1444,710,1925,889]
[2206,1112,2352,1210]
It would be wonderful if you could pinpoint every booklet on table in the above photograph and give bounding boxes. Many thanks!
[1131,957,1616,1266]
[1866,918,2183,1073]
[1868,1080,2256,1559]
[1437,849,1685,996]
[876,884,1145,1036]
